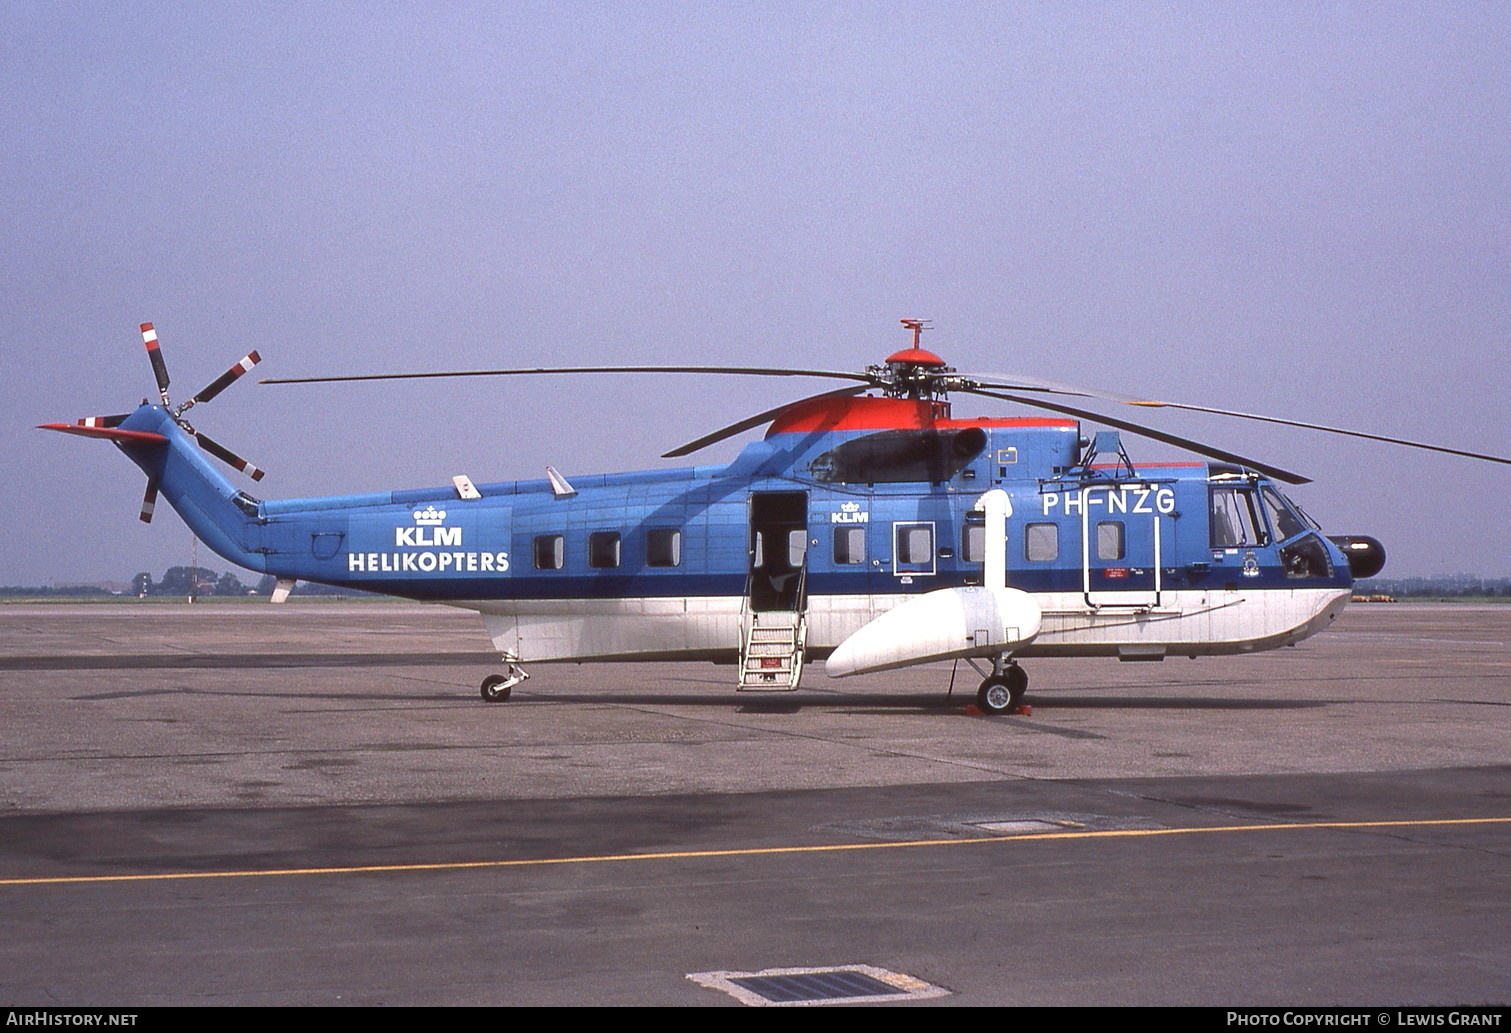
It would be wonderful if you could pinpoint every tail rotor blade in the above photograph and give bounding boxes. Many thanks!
[140,323,171,404]
[191,351,262,405]
[139,481,158,524]
[193,430,266,482]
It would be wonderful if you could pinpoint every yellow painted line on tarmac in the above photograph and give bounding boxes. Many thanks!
[2,816,1506,889]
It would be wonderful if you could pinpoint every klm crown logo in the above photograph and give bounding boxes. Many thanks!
[832,501,869,524]
[396,506,461,547]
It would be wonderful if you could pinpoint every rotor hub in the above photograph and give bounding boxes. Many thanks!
[874,320,954,399]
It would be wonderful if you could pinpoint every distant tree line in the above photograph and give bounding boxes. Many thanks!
[1356,577,1511,599]
[126,568,372,598]
[251,574,375,598]
[3,568,368,598]
[131,566,254,598]
[0,584,115,598]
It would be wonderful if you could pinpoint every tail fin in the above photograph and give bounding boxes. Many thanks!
[40,404,268,576]
[39,322,272,576]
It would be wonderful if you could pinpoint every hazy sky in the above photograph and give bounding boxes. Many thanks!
[4,2,1508,585]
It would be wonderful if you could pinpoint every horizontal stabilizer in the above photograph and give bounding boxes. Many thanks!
[38,423,167,444]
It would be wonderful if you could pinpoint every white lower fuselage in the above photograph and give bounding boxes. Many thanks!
[471,587,1352,670]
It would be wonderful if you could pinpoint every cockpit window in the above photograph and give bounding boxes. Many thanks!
[1280,490,1321,530]
[1209,487,1268,548]
[1261,487,1309,542]
[1280,533,1333,579]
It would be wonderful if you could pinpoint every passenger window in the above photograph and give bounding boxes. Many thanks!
[1096,521,1125,561]
[1025,523,1058,562]
[588,531,621,568]
[962,522,986,563]
[833,527,865,564]
[533,534,564,570]
[646,528,681,567]
[788,529,808,568]
[897,525,933,564]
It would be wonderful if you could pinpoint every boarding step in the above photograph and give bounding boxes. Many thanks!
[737,611,808,691]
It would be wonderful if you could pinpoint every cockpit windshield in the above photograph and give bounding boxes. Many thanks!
[1280,490,1321,531]
[1261,487,1309,542]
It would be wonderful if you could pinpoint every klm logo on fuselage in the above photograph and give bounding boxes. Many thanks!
[831,502,869,524]
[346,505,510,575]
[395,526,462,546]
[396,505,461,546]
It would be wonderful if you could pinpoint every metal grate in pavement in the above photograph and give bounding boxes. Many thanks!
[688,965,950,1006]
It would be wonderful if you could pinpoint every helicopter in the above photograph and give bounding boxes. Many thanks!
[41,320,1511,714]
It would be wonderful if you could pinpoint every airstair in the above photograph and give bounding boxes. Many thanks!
[739,490,810,691]
[737,608,808,690]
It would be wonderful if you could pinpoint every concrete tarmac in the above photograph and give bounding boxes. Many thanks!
[0,602,1506,1006]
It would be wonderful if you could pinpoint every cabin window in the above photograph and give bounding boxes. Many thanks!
[646,528,681,567]
[896,524,933,565]
[753,529,806,569]
[962,522,986,564]
[786,529,807,567]
[533,534,564,570]
[588,531,621,568]
[1210,487,1267,548]
[833,527,866,564]
[1025,523,1058,562]
[1096,521,1125,561]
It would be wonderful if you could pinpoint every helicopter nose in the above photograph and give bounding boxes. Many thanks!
[1328,535,1386,579]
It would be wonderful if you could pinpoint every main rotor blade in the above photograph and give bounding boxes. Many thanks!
[965,387,1312,484]
[972,371,1511,468]
[191,351,262,405]
[140,323,170,402]
[1112,397,1511,468]
[661,385,871,459]
[965,372,1145,404]
[261,365,875,386]
[192,430,266,482]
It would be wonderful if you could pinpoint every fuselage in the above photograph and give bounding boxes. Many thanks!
[112,394,1359,670]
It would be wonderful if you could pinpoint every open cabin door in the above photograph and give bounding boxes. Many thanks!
[739,491,809,690]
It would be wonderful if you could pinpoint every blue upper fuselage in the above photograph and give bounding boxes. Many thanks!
[114,396,1355,602]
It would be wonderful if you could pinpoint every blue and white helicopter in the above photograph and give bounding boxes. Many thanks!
[43,320,1508,714]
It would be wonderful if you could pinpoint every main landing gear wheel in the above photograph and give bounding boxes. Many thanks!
[976,665,1028,715]
[480,655,530,702]
[480,673,513,702]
